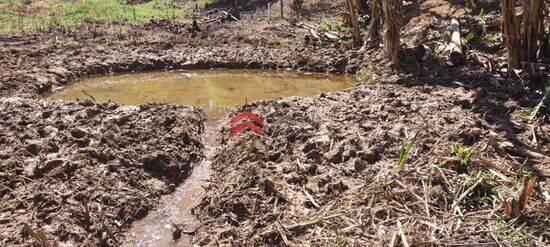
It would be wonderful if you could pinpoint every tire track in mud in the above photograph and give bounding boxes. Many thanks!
[124,116,221,246]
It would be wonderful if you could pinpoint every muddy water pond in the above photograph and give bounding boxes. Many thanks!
[48,69,355,246]
[49,69,356,113]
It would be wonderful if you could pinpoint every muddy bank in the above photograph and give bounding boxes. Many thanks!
[0,97,204,245]
[194,84,549,245]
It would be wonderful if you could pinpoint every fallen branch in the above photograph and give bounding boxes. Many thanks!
[221,11,239,21]
[451,176,484,211]
[293,22,341,42]
[302,187,320,208]
[203,11,239,24]
[397,220,410,247]
[449,18,464,65]
[22,223,51,247]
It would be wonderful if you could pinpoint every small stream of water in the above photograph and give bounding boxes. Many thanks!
[124,117,220,246]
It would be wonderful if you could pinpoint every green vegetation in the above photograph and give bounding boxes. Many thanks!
[0,0,188,33]
[465,8,487,43]
[397,130,420,171]
[492,219,534,244]
[357,67,376,85]
[319,18,346,33]
[450,143,473,167]
[333,235,348,247]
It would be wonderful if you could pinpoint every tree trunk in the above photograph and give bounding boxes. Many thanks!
[522,0,544,72]
[367,0,382,42]
[501,0,522,70]
[381,0,401,64]
[347,0,363,47]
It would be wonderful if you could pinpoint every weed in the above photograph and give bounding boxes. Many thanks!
[450,143,473,168]
[319,18,346,33]
[357,67,376,85]
[397,130,420,171]
[493,219,534,244]
[514,107,535,122]
[465,8,487,43]
[529,85,549,121]
[516,158,528,178]
[514,86,549,123]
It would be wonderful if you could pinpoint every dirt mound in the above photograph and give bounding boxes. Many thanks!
[0,97,204,245]
[194,84,549,245]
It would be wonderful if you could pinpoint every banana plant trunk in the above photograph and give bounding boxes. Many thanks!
[381,0,402,64]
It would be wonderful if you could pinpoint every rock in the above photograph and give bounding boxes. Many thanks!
[41,110,53,118]
[172,224,182,240]
[454,99,472,109]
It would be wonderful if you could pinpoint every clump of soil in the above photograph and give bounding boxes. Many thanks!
[194,84,549,245]
[0,97,204,245]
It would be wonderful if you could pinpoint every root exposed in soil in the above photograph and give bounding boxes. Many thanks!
[0,98,204,245]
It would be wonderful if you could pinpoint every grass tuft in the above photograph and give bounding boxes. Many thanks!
[397,130,420,171]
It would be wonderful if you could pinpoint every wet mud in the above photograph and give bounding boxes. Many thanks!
[124,117,220,246]
[0,18,362,98]
[0,97,203,245]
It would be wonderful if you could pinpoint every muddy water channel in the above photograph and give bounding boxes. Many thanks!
[48,69,355,246]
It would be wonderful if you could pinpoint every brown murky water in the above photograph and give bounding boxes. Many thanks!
[48,69,355,246]
[49,69,356,113]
